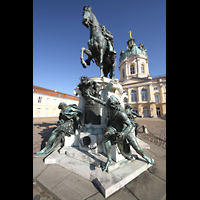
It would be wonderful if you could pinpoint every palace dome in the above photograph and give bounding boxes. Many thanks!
[119,38,147,63]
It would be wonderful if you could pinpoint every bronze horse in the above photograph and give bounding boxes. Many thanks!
[80,6,116,79]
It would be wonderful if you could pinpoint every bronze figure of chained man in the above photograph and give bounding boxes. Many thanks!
[86,91,154,171]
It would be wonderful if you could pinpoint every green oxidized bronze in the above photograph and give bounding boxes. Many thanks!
[86,91,154,171]
[125,104,142,137]
[77,76,102,124]
[80,5,116,79]
[35,103,82,156]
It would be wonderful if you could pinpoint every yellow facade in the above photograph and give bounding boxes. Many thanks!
[119,37,166,117]
[120,76,166,117]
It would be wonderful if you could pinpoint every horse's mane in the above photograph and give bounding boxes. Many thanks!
[83,5,101,28]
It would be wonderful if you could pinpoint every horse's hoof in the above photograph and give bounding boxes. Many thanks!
[81,60,87,68]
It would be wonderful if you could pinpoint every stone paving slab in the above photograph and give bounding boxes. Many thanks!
[33,157,48,181]
[85,187,138,200]
[126,170,166,200]
[37,164,72,191]
[52,173,98,200]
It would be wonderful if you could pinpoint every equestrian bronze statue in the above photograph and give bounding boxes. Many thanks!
[81,5,116,79]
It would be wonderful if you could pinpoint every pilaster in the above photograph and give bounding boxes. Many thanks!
[137,86,141,103]
[148,84,153,102]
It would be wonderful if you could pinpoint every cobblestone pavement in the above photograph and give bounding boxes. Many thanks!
[33,182,53,200]
[33,117,58,154]
[136,118,166,148]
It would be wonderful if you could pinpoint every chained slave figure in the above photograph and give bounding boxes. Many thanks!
[86,91,154,171]
[35,102,82,156]
[125,104,142,137]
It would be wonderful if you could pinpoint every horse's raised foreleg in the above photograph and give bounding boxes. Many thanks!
[80,47,92,68]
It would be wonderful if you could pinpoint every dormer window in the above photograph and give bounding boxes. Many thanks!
[122,69,125,78]
[141,64,144,73]
[130,64,135,74]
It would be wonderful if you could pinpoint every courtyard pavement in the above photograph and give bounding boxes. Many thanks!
[33,117,166,200]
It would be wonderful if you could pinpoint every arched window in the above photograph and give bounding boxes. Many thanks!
[141,88,148,101]
[154,93,160,103]
[130,64,135,74]
[141,64,144,73]
[122,69,125,78]
[131,90,137,102]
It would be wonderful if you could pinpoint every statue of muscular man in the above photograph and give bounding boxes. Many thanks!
[86,92,154,171]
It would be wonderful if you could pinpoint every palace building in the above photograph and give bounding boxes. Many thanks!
[119,34,166,117]
[33,85,79,118]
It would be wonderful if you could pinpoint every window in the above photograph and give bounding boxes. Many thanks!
[38,96,42,103]
[37,108,41,116]
[54,99,57,105]
[141,64,144,73]
[122,69,125,78]
[131,90,137,102]
[141,88,148,101]
[124,98,128,103]
[154,93,160,103]
[130,65,135,74]
[45,108,49,116]
[46,98,50,104]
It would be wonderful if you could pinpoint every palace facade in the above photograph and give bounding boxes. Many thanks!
[119,35,166,117]
[33,85,79,118]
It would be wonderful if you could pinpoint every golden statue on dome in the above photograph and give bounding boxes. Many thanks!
[128,30,133,38]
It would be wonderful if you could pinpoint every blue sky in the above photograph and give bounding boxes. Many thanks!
[33,0,166,95]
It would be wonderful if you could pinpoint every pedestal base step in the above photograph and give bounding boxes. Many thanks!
[44,146,153,198]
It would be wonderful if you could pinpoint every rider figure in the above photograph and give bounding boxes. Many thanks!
[101,25,116,56]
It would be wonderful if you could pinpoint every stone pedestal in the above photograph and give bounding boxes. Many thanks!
[44,77,152,198]
[74,77,126,159]
[44,146,153,198]
[62,77,150,162]
[75,77,124,128]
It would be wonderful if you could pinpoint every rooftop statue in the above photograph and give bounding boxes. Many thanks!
[35,103,82,156]
[80,5,116,79]
[128,30,133,38]
[85,91,154,171]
